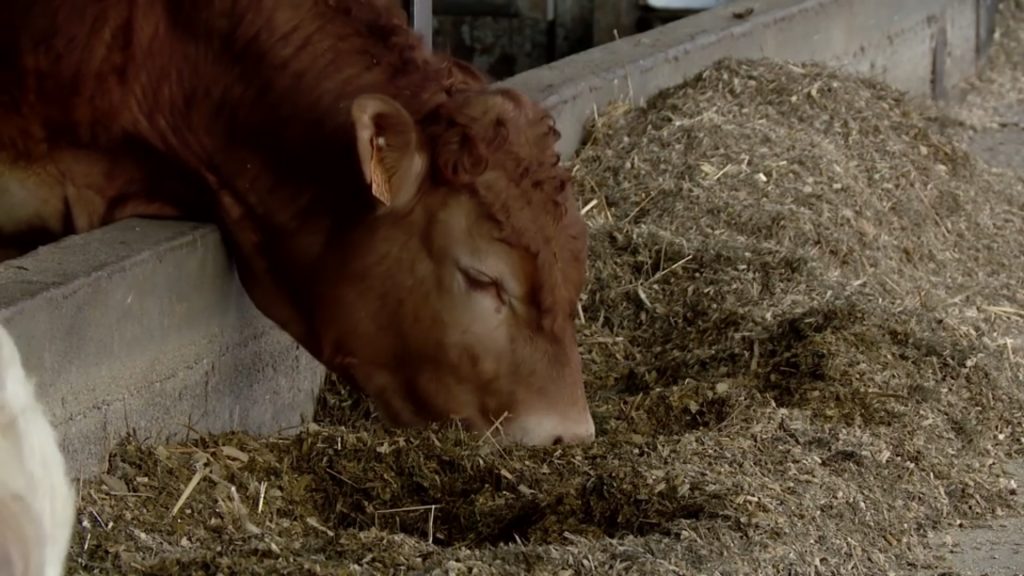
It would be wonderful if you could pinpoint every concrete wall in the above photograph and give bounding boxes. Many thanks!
[0,0,997,479]
[0,221,324,478]
[501,0,988,159]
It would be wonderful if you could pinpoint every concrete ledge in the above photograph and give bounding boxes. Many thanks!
[500,0,987,158]
[0,0,995,479]
[0,220,324,478]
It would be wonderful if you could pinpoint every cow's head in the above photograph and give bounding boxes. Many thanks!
[315,86,594,446]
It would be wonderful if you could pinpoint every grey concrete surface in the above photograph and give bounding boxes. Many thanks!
[0,220,324,478]
[968,113,1024,174]
[0,0,995,480]
[927,461,1024,576]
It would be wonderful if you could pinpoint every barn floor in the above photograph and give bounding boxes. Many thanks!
[67,2,1024,575]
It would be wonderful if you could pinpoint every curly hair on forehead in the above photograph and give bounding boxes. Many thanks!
[421,87,587,326]
[422,87,563,193]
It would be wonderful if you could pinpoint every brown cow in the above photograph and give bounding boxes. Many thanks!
[0,145,211,260]
[0,1,595,445]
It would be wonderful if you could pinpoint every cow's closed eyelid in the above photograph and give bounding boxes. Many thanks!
[460,266,499,290]
[459,267,509,305]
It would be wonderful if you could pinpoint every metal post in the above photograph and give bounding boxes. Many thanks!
[976,0,1000,66]
[545,0,557,63]
[407,0,433,52]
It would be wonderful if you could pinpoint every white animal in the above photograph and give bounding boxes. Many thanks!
[0,324,75,576]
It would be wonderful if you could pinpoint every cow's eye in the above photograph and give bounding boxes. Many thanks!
[460,267,508,306]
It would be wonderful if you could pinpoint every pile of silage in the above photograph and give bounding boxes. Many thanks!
[575,55,1024,426]
[69,55,1024,576]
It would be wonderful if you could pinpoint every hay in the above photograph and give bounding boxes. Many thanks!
[69,6,1024,575]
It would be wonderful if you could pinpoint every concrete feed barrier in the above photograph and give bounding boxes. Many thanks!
[503,0,992,158]
[0,0,997,478]
[0,221,325,478]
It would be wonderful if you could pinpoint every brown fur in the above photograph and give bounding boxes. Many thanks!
[0,0,594,444]
[422,88,587,329]
[0,145,209,261]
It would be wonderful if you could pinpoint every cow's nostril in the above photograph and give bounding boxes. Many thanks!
[503,412,595,446]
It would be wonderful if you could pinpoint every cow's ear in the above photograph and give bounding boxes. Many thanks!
[0,495,41,576]
[351,94,427,211]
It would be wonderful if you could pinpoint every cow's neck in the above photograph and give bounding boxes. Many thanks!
[111,1,460,345]
[123,0,453,266]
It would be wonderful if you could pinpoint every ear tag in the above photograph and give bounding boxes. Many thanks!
[369,136,392,207]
